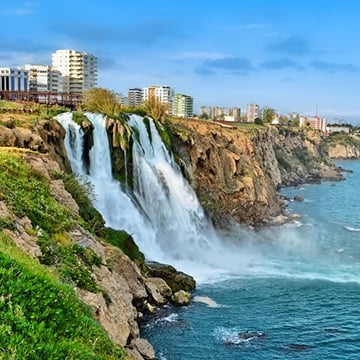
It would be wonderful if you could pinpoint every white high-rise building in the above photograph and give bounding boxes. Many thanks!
[142,85,174,111]
[172,93,193,118]
[51,49,97,94]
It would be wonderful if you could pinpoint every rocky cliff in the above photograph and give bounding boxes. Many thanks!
[326,137,360,159]
[166,119,343,227]
[0,113,195,360]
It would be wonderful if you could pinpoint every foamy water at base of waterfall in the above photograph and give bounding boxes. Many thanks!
[141,160,360,360]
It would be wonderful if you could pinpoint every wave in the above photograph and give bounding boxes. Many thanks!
[214,326,266,345]
[155,313,179,324]
[193,296,222,308]
[344,225,360,232]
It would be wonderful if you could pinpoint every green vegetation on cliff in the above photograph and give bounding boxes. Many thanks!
[322,132,360,151]
[0,233,126,359]
[0,149,126,359]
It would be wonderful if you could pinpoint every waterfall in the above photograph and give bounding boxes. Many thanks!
[56,112,239,281]
[56,112,165,261]
[58,112,86,175]
[129,115,217,258]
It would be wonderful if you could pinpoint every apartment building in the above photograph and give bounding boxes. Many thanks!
[0,68,29,92]
[52,49,97,94]
[22,64,63,93]
[128,88,143,106]
[142,85,174,110]
[230,107,241,118]
[299,115,327,131]
[172,93,194,118]
[246,103,260,122]
[211,106,229,119]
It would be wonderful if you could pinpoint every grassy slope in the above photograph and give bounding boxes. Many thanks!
[0,144,127,357]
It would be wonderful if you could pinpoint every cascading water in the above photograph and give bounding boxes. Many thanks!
[128,115,217,257]
[58,112,86,175]
[56,112,165,261]
[56,111,360,284]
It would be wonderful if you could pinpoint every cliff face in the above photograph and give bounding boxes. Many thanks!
[167,119,342,227]
[0,116,194,360]
[327,143,360,159]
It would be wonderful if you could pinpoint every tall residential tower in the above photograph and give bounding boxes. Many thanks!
[51,49,97,94]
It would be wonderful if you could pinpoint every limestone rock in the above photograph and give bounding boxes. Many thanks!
[49,179,79,214]
[146,261,196,292]
[171,290,191,306]
[108,251,148,301]
[328,143,360,159]
[126,347,145,360]
[3,215,41,259]
[168,118,342,227]
[131,338,156,360]
[0,125,16,146]
[293,195,304,202]
[36,119,69,170]
[145,277,172,305]
[78,264,139,346]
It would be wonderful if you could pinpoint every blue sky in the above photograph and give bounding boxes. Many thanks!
[1,0,360,122]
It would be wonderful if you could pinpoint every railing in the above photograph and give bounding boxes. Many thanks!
[0,90,82,105]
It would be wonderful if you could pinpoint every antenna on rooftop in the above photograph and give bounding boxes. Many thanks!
[315,104,318,116]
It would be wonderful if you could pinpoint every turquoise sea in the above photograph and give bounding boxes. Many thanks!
[141,160,360,359]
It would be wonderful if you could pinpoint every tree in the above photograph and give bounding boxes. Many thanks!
[262,108,276,123]
[82,88,122,116]
[143,95,169,122]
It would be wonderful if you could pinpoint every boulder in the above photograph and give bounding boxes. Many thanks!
[49,179,79,215]
[171,290,191,306]
[145,277,172,305]
[131,338,156,360]
[0,125,16,146]
[293,195,304,202]
[146,261,196,292]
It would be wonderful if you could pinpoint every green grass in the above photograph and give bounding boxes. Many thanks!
[0,233,126,360]
[0,150,74,233]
